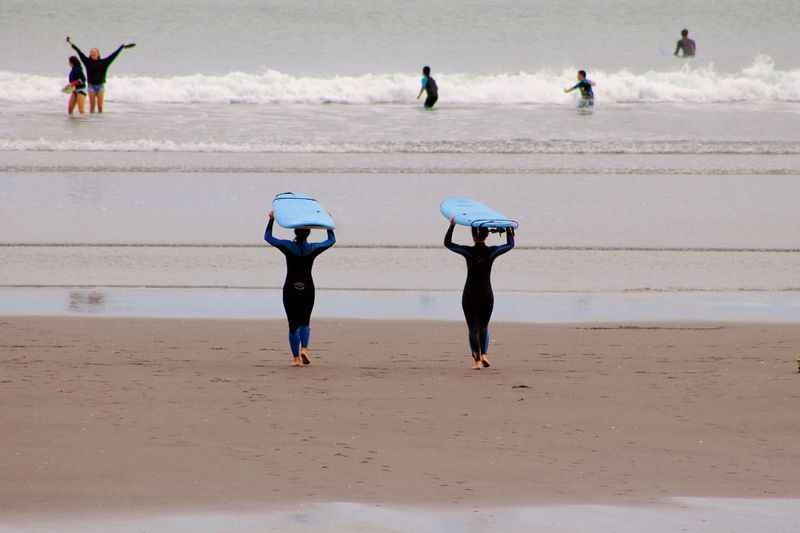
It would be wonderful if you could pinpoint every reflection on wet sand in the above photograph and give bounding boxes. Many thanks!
[68,290,106,313]
[0,287,797,323]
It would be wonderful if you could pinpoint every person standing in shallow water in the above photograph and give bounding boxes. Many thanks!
[66,36,136,113]
[65,56,87,115]
[564,69,595,108]
[444,218,515,369]
[416,65,438,109]
[674,29,696,57]
[264,212,335,367]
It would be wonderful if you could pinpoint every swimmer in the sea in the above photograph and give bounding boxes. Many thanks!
[416,65,439,109]
[564,70,595,108]
[674,29,696,57]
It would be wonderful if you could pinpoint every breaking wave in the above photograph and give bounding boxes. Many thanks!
[2,55,799,105]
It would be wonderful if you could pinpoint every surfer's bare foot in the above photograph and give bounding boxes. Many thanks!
[480,355,491,368]
[291,357,302,367]
[471,358,482,370]
[300,349,311,365]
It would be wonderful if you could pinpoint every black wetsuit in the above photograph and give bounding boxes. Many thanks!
[422,75,438,108]
[445,225,514,356]
[68,64,86,93]
[674,37,696,57]
[71,44,124,85]
[264,219,336,332]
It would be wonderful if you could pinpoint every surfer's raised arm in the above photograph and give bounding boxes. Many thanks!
[310,228,336,252]
[66,37,88,62]
[105,45,125,64]
[264,212,291,249]
[444,218,456,246]
[104,43,136,66]
[444,218,470,256]
[491,227,515,258]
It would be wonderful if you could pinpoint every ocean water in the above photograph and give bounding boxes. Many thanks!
[1,0,799,320]
[1,0,800,159]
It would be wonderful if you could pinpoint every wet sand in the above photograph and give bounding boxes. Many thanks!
[1,317,799,518]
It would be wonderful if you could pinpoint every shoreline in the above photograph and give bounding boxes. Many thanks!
[1,317,798,517]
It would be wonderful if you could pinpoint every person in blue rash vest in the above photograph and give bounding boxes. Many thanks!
[444,218,515,369]
[416,65,438,108]
[265,212,336,367]
[564,69,595,108]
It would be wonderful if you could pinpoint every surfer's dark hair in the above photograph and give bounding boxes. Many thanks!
[681,28,689,36]
[294,228,311,242]
[423,65,431,76]
[578,70,587,78]
[69,56,80,67]
[471,226,489,241]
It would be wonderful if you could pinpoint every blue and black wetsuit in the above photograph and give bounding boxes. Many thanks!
[68,63,87,94]
[571,79,594,106]
[264,219,336,357]
[421,75,438,108]
[445,225,514,358]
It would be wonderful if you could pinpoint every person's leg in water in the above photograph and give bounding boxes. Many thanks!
[76,92,86,114]
[68,93,77,115]
[88,90,97,113]
[424,94,438,109]
[97,88,105,113]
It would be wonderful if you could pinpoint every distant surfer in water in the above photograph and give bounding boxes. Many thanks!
[674,29,696,57]
[66,36,136,113]
[445,218,515,369]
[265,212,336,367]
[64,56,87,116]
[417,65,438,109]
[564,70,595,109]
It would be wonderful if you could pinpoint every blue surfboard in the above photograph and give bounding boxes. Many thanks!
[272,192,336,230]
[440,197,518,230]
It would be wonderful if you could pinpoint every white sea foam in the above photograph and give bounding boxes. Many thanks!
[2,56,798,105]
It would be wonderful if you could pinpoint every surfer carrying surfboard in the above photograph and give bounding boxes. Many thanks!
[416,65,438,109]
[66,36,136,113]
[444,218,515,369]
[65,56,87,115]
[564,70,595,109]
[265,211,336,367]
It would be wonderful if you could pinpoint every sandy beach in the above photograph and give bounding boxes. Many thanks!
[1,316,798,520]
